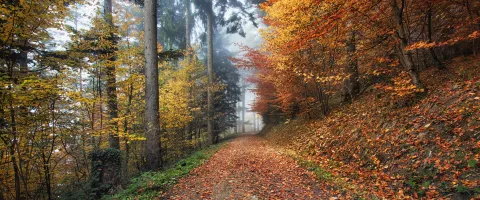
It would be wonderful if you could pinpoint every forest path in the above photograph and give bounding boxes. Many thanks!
[164,135,324,199]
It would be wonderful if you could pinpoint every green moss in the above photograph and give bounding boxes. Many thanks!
[298,160,334,181]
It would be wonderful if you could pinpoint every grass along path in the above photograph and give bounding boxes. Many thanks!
[164,135,324,199]
[105,143,223,200]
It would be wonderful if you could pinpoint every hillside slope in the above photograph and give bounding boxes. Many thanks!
[263,55,480,199]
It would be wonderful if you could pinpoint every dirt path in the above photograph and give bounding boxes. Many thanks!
[164,135,324,199]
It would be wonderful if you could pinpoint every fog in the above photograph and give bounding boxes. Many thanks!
[51,0,265,132]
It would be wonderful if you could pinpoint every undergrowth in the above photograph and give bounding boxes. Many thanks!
[103,143,223,200]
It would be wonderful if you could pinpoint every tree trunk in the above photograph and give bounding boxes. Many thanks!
[123,67,134,181]
[42,155,52,200]
[426,3,444,69]
[235,102,239,134]
[343,31,360,102]
[11,145,21,200]
[19,51,28,74]
[241,83,246,133]
[122,26,134,182]
[234,106,238,134]
[206,1,214,145]
[104,0,120,149]
[184,0,193,147]
[253,112,256,132]
[185,0,191,49]
[8,98,21,200]
[144,0,162,171]
[390,0,424,90]
[9,54,25,200]
[43,99,57,200]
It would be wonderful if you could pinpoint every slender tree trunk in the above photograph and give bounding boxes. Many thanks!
[390,0,424,90]
[185,0,191,49]
[253,112,256,132]
[8,98,20,200]
[343,31,360,102]
[19,51,28,74]
[241,83,246,133]
[234,103,238,134]
[123,27,133,182]
[206,1,215,144]
[17,48,32,199]
[99,69,104,146]
[42,155,52,200]
[144,0,162,171]
[426,3,444,69]
[104,0,120,149]
[184,0,193,147]
[91,77,96,147]
[8,55,25,200]
[43,99,56,200]
[123,69,134,181]
[11,144,21,200]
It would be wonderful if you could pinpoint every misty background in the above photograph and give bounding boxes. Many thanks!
[50,0,265,133]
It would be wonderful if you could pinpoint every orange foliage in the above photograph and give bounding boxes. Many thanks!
[264,56,480,199]
[237,0,480,120]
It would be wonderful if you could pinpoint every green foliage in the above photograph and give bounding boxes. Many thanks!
[467,159,478,168]
[57,178,90,200]
[212,37,241,137]
[456,184,469,193]
[104,144,222,199]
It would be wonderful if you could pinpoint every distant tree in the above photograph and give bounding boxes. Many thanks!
[212,35,241,140]
[157,0,187,49]
[194,0,258,144]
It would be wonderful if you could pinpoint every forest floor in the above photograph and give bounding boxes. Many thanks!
[261,55,480,199]
[163,134,325,199]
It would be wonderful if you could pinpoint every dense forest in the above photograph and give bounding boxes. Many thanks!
[0,0,479,199]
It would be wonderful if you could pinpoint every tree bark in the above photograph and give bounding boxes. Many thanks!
[390,0,424,90]
[426,3,444,69]
[241,82,246,133]
[144,0,162,171]
[104,0,120,149]
[8,96,21,200]
[206,1,215,144]
[343,31,360,102]
[253,112,256,132]
[123,26,134,182]
[184,0,193,147]
[234,103,238,134]
[185,0,191,49]
[123,67,134,181]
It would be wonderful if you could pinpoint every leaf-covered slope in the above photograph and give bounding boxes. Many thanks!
[263,55,480,199]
